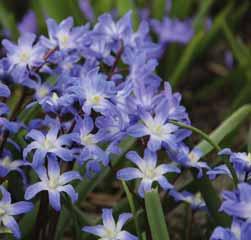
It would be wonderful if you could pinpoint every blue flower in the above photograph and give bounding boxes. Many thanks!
[169,190,206,210]
[25,157,82,211]
[117,149,180,197]
[82,208,137,240]
[2,33,45,82]
[219,148,251,173]
[18,10,37,34]
[0,81,10,98]
[40,17,89,51]
[151,17,194,44]
[210,219,251,240]
[70,68,116,114]
[0,150,29,184]
[72,116,109,167]
[166,144,209,178]
[0,186,33,239]
[94,12,132,44]
[24,124,74,167]
[220,183,251,219]
[127,107,179,151]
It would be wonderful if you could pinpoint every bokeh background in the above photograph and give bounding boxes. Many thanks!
[0,0,250,239]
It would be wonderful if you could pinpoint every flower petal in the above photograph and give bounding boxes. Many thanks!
[48,190,61,211]
[24,182,46,200]
[117,168,142,181]
[9,202,33,215]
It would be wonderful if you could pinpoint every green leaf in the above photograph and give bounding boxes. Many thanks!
[193,0,215,31]
[152,0,166,19]
[38,0,83,24]
[170,31,204,86]
[122,181,141,238]
[145,189,170,240]
[197,104,251,155]
[193,172,231,227]
[170,0,192,18]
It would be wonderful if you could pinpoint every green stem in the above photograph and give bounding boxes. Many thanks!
[121,181,141,239]
[170,120,238,186]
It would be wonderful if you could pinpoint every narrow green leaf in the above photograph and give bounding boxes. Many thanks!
[197,104,251,155]
[152,0,166,19]
[193,172,231,227]
[145,189,170,240]
[222,21,249,67]
[38,0,83,24]
[122,181,141,238]
[193,3,233,58]
[193,0,215,31]
[170,31,204,86]
[170,0,192,18]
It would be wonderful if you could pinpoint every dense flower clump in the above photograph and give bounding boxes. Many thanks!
[0,8,248,240]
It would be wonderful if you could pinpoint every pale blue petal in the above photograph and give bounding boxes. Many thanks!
[82,225,105,237]
[57,184,78,203]
[2,216,21,239]
[117,168,143,180]
[59,171,82,185]
[24,182,46,200]
[9,202,33,215]
[48,190,61,211]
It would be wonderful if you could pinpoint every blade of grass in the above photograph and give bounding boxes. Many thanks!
[145,189,170,240]
[170,31,204,86]
[122,181,141,238]
[152,0,166,19]
[193,0,215,31]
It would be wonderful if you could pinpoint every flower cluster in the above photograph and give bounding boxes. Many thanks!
[0,8,229,239]
[208,149,251,239]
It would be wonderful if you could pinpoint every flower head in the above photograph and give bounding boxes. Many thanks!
[117,149,180,197]
[82,208,137,240]
[25,157,82,211]
[0,186,33,239]
[24,124,74,167]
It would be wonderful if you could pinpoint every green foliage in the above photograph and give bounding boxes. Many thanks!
[145,189,170,240]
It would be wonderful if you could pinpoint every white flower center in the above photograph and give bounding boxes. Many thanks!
[81,134,94,146]
[104,228,117,239]
[146,120,165,138]
[144,167,156,179]
[188,152,197,162]
[51,92,59,103]
[90,95,103,105]
[43,138,56,150]
[247,153,251,162]
[57,32,70,49]
[18,50,32,64]
[37,86,49,99]
[0,207,6,217]
[1,157,11,167]
[48,177,59,189]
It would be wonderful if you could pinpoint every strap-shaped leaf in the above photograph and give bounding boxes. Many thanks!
[145,189,170,240]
